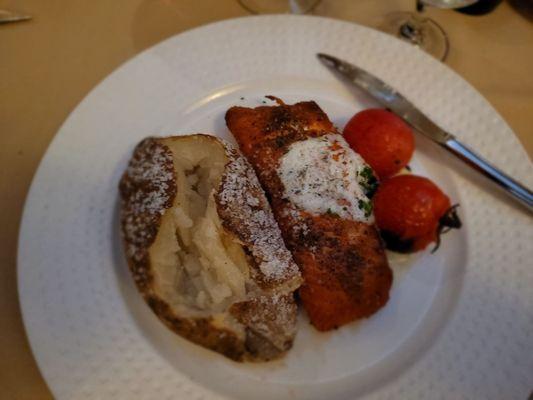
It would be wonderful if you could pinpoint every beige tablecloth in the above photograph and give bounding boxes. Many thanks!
[1,0,531,397]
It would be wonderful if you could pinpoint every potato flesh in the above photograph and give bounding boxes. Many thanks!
[150,138,250,315]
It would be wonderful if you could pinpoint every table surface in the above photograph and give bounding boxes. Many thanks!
[1,0,532,398]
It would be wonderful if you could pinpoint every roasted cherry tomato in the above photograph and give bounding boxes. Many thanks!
[372,175,461,253]
[343,109,415,179]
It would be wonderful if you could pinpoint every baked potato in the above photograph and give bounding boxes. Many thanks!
[119,134,302,361]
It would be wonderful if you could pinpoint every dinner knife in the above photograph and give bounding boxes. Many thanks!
[317,53,533,213]
[0,9,32,24]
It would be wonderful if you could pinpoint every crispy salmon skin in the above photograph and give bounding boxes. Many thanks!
[225,99,392,331]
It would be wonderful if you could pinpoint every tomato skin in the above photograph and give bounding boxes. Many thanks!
[343,109,414,179]
[373,175,452,252]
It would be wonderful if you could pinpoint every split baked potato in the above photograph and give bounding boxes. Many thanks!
[119,134,302,361]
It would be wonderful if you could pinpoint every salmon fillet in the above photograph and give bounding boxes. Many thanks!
[225,99,393,331]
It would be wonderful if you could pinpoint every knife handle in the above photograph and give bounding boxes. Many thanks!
[442,138,533,213]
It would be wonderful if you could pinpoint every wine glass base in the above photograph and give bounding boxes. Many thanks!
[380,12,449,62]
[238,0,321,14]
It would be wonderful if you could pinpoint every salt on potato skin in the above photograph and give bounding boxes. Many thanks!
[119,134,301,361]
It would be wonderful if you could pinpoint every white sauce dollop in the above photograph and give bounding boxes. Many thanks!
[278,134,375,223]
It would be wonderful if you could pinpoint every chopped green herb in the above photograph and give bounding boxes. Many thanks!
[326,208,339,217]
[359,166,378,198]
[358,199,373,218]
[360,166,373,181]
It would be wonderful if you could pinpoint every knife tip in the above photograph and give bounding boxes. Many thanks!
[316,53,338,69]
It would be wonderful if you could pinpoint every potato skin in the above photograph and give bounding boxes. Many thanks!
[119,135,300,361]
[226,101,393,331]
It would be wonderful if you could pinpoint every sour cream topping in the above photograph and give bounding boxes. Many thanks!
[278,134,375,223]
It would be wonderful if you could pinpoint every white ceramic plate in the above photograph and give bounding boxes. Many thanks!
[18,15,533,400]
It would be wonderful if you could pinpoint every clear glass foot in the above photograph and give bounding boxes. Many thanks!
[380,11,450,61]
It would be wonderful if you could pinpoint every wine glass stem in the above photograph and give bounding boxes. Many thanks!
[289,0,302,13]
[399,16,424,46]
[398,0,428,47]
